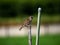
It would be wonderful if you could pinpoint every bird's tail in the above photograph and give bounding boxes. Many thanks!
[19,25,24,30]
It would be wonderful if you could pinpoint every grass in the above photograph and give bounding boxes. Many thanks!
[0,34,60,45]
[40,34,60,45]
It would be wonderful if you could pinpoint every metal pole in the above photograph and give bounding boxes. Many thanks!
[36,7,41,45]
[28,24,32,45]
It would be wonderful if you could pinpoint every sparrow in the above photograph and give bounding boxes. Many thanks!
[19,16,33,30]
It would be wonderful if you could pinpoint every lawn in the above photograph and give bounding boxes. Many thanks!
[0,34,60,45]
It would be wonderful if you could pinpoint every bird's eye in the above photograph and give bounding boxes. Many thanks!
[31,17,33,19]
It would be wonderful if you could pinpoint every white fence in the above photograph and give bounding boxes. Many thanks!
[0,24,60,37]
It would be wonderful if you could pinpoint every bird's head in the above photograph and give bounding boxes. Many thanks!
[29,16,33,21]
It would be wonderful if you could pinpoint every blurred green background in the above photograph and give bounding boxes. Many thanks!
[0,0,60,24]
[0,0,60,45]
[0,34,60,45]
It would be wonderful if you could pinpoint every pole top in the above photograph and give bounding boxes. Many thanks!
[38,7,41,11]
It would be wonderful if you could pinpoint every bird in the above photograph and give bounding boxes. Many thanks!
[19,16,33,30]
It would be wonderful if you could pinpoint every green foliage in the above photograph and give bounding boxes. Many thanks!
[0,14,60,25]
[0,0,60,17]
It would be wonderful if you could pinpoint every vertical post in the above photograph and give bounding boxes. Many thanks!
[28,24,32,45]
[36,7,41,45]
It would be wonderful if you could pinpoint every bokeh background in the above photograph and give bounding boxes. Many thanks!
[0,0,60,45]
